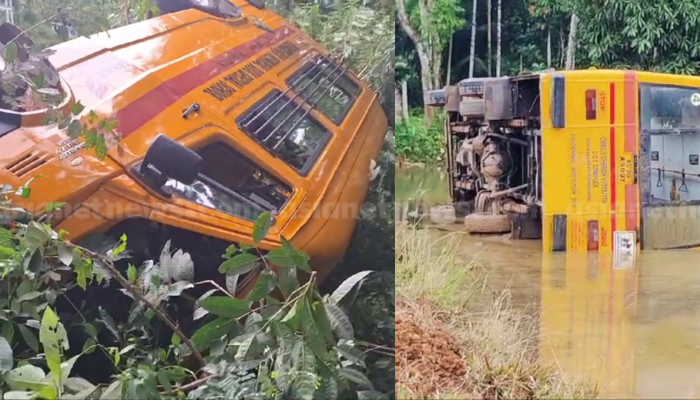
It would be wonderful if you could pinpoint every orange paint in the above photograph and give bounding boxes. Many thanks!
[0,5,388,286]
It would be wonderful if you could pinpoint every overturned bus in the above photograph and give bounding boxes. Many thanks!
[428,69,700,253]
[0,0,388,292]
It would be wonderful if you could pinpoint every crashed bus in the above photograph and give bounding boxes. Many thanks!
[0,0,388,292]
[428,69,700,254]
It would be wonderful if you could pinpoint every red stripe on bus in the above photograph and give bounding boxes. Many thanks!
[624,71,640,233]
[115,26,295,138]
[610,82,617,233]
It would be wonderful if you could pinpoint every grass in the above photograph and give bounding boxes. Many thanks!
[395,222,598,399]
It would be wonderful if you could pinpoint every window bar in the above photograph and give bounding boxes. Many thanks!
[247,55,337,135]
[271,63,351,150]
[242,53,337,130]
[262,60,347,144]
[249,55,347,138]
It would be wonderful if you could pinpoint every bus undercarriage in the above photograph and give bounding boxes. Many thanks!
[428,75,545,240]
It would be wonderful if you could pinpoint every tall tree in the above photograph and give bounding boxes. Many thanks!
[396,0,464,123]
[468,0,477,78]
[487,0,492,76]
[496,0,501,76]
[565,13,578,70]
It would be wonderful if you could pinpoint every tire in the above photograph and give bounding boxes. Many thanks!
[463,212,511,234]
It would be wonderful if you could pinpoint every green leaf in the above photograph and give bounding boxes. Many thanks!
[98,380,122,400]
[357,390,389,400]
[232,332,257,361]
[281,237,311,272]
[6,364,48,391]
[252,211,273,244]
[126,264,137,283]
[314,371,338,400]
[218,253,260,275]
[4,42,18,63]
[64,377,96,394]
[83,323,97,338]
[324,302,354,340]
[1,322,14,343]
[156,369,172,392]
[199,297,251,319]
[0,336,12,372]
[300,298,327,357]
[19,187,31,199]
[82,337,96,354]
[40,306,65,382]
[71,102,85,116]
[190,317,237,352]
[329,271,373,307]
[245,269,277,303]
[17,292,42,302]
[44,202,67,212]
[67,120,82,138]
[281,302,301,330]
[311,302,335,346]
[265,248,296,268]
[3,391,35,400]
[98,307,119,341]
[339,367,373,389]
[57,243,74,266]
[18,325,39,352]
[23,221,50,250]
[278,268,300,298]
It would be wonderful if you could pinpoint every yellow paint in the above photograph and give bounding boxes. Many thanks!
[541,70,637,252]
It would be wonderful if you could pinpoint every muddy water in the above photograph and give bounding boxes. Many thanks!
[398,167,700,399]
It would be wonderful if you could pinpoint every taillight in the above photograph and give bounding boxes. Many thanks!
[587,220,599,250]
[585,89,597,120]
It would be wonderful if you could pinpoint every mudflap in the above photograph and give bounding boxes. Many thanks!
[510,212,542,240]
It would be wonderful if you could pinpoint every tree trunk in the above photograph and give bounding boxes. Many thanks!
[401,80,410,122]
[447,34,454,85]
[565,14,579,70]
[487,0,492,76]
[395,83,403,125]
[397,0,436,124]
[546,27,552,68]
[496,0,502,77]
[468,0,478,78]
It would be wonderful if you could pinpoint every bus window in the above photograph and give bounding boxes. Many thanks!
[165,141,293,220]
[641,84,700,131]
[286,56,362,124]
[237,89,332,176]
[641,83,700,204]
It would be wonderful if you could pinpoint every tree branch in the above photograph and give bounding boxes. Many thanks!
[396,0,422,48]
[78,246,206,368]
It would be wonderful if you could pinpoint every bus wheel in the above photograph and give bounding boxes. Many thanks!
[463,212,511,234]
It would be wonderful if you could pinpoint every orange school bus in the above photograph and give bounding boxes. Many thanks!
[0,0,388,291]
[428,69,700,253]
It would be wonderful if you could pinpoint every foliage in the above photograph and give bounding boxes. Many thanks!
[286,0,394,109]
[14,0,158,48]
[0,200,389,400]
[398,0,700,111]
[395,112,445,164]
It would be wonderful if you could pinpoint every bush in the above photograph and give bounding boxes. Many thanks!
[395,113,445,164]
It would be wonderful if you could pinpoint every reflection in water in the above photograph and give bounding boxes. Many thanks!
[395,166,450,205]
[398,168,700,399]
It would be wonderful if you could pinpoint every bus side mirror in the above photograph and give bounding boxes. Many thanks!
[139,134,202,185]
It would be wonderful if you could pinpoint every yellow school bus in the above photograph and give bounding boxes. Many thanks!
[0,0,387,293]
[428,69,700,253]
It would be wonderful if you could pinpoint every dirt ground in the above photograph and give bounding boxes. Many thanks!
[395,310,467,398]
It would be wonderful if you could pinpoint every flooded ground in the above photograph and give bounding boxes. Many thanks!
[398,166,700,399]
